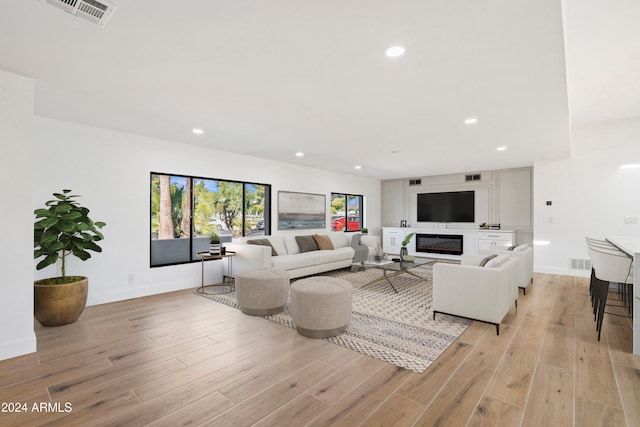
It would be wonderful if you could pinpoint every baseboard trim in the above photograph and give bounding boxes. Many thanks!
[534,266,590,278]
[87,279,198,306]
[0,333,37,361]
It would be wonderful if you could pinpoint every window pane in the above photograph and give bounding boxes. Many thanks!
[245,183,269,236]
[330,193,346,231]
[193,179,239,244]
[347,195,363,230]
[151,173,272,267]
[151,174,192,266]
[330,193,363,232]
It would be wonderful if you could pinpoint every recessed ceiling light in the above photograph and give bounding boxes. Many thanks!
[295,152,304,157]
[496,146,507,151]
[192,128,204,135]
[620,164,640,169]
[354,165,362,170]
[464,118,478,125]
[385,46,405,58]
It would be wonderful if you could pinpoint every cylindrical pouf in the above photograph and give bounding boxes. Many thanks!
[235,268,290,316]
[290,276,352,339]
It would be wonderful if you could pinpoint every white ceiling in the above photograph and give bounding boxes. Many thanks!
[1,1,638,179]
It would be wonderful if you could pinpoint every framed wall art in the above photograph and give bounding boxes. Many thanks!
[277,191,326,230]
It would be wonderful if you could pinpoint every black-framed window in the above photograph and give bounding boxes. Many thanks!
[150,172,271,267]
[330,193,364,232]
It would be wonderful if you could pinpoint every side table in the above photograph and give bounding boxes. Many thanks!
[196,251,236,293]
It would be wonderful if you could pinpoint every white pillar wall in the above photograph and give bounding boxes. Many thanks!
[0,70,37,360]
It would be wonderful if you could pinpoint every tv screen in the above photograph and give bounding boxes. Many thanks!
[417,191,475,222]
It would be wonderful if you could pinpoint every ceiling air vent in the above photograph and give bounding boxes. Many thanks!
[409,179,422,186]
[43,0,117,27]
[465,174,481,182]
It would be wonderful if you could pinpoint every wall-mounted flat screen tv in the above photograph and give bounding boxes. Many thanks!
[417,191,475,222]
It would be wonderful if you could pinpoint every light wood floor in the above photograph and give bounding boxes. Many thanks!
[1,273,639,426]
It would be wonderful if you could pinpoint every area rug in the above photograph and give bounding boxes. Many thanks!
[195,265,470,373]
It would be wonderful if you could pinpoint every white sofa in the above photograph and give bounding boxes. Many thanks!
[225,232,380,279]
[479,244,533,294]
[433,254,518,335]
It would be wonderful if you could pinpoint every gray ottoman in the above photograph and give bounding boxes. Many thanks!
[290,276,352,339]
[235,268,290,316]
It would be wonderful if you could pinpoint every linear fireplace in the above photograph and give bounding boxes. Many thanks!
[416,233,463,256]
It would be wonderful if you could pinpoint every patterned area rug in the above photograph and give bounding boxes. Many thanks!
[195,265,470,373]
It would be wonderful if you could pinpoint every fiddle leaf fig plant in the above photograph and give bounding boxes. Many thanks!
[402,232,415,247]
[34,189,106,282]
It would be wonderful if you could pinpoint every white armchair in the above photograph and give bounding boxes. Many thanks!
[479,244,533,294]
[432,255,518,335]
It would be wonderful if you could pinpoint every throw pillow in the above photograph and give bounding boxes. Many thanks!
[296,235,319,253]
[506,245,518,251]
[247,239,278,256]
[513,244,529,252]
[479,254,498,267]
[313,234,334,250]
[484,254,508,268]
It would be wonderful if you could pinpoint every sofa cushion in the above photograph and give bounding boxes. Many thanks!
[283,235,301,255]
[296,235,319,253]
[272,253,317,270]
[314,234,334,250]
[479,254,498,267]
[244,235,287,256]
[484,254,510,268]
[513,244,529,252]
[246,238,278,256]
[328,232,349,248]
[314,246,354,264]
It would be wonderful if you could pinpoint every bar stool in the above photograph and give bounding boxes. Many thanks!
[585,238,620,305]
[586,241,633,340]
[585,237,633,313]
[591,238,635,317]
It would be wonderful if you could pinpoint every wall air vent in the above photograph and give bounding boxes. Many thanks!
[43,0,117,27]
[409,179,422,186]
[465,174,481,182]
[570,258,592,271]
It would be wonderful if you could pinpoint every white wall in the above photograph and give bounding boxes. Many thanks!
[33,117,381,305]
[0,71,37,360]
[534,117,640,276]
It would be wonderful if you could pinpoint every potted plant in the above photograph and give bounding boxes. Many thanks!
[209,230,221,255]
[33,189,106,326]
[361,227,368,234]
[400,232,415,261]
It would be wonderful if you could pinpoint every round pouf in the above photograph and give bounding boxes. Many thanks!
[290,276,352,339]
[235,268,290,316]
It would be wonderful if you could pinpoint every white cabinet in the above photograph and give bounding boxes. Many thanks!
[383,228,406,254]
[478,230,516,251]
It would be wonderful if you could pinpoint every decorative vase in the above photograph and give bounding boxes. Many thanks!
[399,246,408,261]
[34,276,88,326]
[209,243,221,255]
[373,247,383,263]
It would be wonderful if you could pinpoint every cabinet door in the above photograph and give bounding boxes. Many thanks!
[383,229,405,254]
[478,239,493,251]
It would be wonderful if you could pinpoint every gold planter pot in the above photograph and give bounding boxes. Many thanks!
[34,276,88,327]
